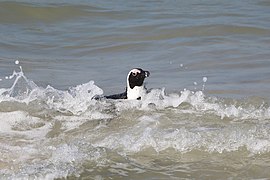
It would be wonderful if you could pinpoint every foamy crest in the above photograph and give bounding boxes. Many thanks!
[44,80,103,115]
[138,88,270,121]
[0,67,38,101]
[0,66,104,113]
[94,114,270,154]
[1,66,269,122]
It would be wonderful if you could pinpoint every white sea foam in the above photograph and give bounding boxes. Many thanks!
[1,64,270,179]
[1,141,107,179]
[93,115,270,154]
[3,66,266,121]
[0,111,50,138]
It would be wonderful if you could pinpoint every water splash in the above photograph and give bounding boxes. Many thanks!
[1,61,270,179]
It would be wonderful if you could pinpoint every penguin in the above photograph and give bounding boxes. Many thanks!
[102,68,150,100]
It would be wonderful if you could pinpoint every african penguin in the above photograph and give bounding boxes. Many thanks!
[104,68,150,100]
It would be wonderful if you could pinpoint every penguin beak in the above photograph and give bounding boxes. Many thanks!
[144,70,150,78]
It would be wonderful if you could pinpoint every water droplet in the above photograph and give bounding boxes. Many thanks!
[15,60,20,65]
[203,77,208,82]
[202,77,208,91]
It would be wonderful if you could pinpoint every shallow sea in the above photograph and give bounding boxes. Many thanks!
[0,0,270,179]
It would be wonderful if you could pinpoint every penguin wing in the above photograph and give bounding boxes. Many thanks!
[105,92,127,99]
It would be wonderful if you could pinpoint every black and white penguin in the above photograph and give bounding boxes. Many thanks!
[104,68,150,100]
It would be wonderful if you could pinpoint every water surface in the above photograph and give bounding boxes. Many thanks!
[0,0,270,179]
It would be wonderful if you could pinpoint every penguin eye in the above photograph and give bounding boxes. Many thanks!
[132,72,137,76]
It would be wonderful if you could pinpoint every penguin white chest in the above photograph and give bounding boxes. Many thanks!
[127,86,146,100]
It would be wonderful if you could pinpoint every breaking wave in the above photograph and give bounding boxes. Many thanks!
[1,61,270,179]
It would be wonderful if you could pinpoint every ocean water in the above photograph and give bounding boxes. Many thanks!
[0,0,270,179]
